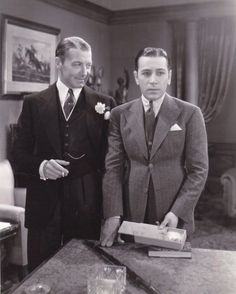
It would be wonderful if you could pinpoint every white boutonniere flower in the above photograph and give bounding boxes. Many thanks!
[95,102,111,120]
[95,102,106,114]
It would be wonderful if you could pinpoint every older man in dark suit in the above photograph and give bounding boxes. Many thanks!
[14,36,115,270]
[101,47,208,247]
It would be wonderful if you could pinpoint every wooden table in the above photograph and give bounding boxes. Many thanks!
[10,239,236,294]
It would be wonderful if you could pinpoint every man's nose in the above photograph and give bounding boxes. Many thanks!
[80,65,88,76]
[149,73,158,84]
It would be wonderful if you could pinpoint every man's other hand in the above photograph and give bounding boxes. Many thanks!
[44,159,70,180]
[160,212,178,229]
[100,217,120,247]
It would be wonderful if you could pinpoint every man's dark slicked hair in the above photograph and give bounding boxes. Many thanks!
[55,36,91,62]
[134,47,171,71]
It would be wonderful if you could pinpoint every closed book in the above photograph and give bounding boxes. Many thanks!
[118,221,187,250]
[148,242,192,258]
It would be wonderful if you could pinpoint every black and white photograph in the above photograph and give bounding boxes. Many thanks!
[0,0,236,293]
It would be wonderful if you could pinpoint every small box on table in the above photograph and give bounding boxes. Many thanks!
[118,221,187,250]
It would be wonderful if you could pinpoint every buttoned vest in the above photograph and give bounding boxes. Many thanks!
[57,91,97,178]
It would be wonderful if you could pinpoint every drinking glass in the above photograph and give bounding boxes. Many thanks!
[87,264,126,294]
[24,283,51,294]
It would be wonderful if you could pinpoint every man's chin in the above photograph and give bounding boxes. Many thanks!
[144,91,164,101]
[73,81,85,88]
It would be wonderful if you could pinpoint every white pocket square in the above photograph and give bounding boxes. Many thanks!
[170,123,182,131]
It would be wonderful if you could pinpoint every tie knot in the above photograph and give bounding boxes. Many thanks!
[67,89,75,104]
[68,88,74,97]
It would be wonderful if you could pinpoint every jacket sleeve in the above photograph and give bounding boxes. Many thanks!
[98,95,117,172]
[13,96,44,177]
[171,107,209,224]
[102,108,126,218]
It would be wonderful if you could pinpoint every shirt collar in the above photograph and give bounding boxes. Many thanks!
[141,93,165,117]
[56,78,82,106]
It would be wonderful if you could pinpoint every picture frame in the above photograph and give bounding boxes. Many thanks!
[1,15,60,94]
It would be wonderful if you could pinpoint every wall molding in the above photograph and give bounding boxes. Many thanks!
[38,0,112,24]
[38,0,236,24]
[110,1,236,24]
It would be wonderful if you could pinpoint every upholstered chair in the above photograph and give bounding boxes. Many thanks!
[0,160,27,278]
[221,168,236,217]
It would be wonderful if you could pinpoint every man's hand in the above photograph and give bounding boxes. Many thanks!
[160,212,178,229]
[44,159,70,180]
[100,217,121,247]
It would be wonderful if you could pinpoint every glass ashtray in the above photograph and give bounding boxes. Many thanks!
[25,283,51,294]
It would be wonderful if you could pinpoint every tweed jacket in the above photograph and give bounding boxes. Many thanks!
[103,94,208,235]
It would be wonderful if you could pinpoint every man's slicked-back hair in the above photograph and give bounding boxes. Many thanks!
[134,47,171,71]
[55,36,91,61]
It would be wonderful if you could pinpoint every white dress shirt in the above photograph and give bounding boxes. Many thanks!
[56,78,82,121]
[141,93,165,117]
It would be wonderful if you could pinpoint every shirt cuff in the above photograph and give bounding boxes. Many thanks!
[39,160,48,180]
[109,216,121,220]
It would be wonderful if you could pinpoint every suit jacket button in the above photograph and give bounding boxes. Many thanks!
[149,163,153,169]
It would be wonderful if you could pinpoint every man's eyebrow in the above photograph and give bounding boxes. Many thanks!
[140,68,151,71]
[156,69,167,71]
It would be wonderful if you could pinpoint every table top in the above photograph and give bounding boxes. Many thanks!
[10,240,147,294]
[101,242,236,294]
[10,239,236,294]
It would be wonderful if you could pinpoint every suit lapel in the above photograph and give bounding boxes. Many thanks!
[150,94,181,160]
[37,84,62,157]
[124,99,148,159]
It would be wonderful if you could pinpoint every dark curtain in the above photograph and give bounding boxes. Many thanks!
[198,17,236,123]
[171,18,236,123]
[171,22,186,100]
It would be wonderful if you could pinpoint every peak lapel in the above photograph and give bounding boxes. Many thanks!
[37,84,62,157]
[150,95,181,160]
[124,99,148,160]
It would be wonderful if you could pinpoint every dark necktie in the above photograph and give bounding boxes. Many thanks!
[144,101,157,223]
[63,89,75,119]
[145,100,156,152]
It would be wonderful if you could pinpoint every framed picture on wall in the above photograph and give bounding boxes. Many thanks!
[1,15,60,94]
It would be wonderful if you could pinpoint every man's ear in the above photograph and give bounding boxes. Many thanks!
[133,70,139,86]
[168,69,172,85]
[55,57,62,70]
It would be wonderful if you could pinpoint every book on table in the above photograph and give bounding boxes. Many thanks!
[148,241,192,258]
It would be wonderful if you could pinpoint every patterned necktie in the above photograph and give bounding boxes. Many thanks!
[145,100,156,152]
[63,89,75,119]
